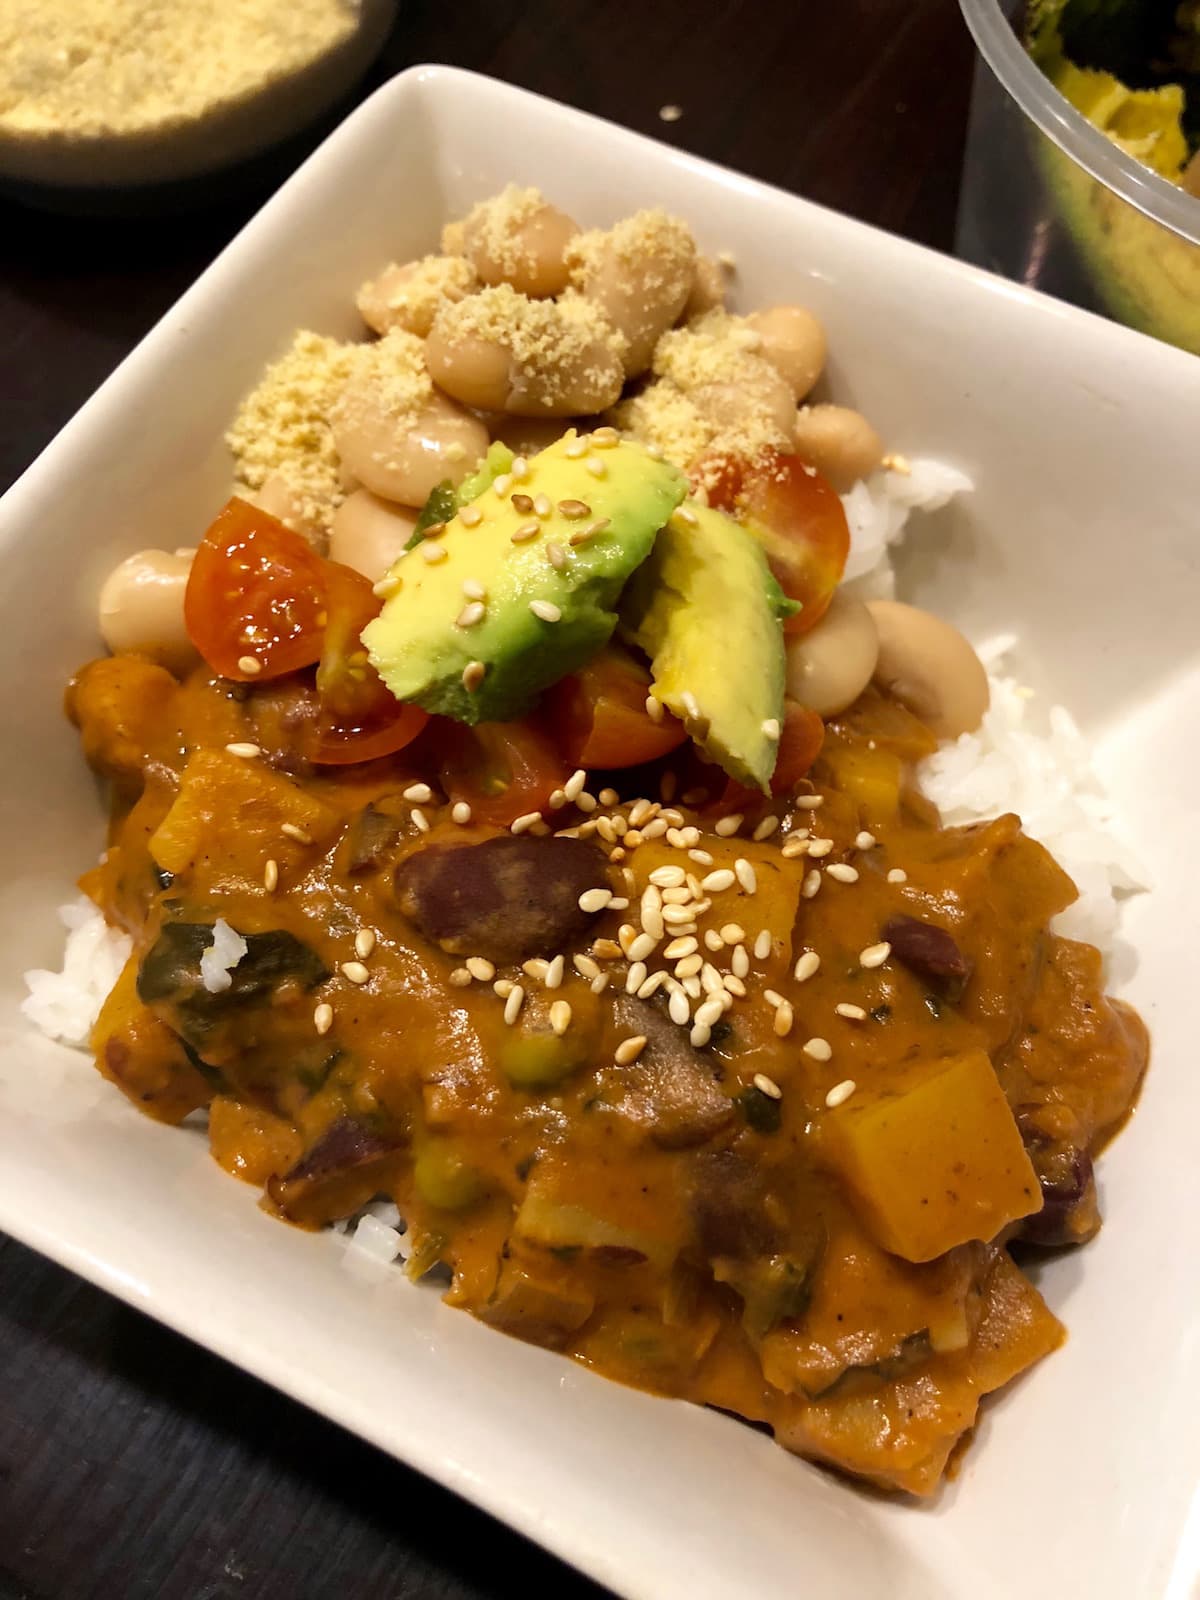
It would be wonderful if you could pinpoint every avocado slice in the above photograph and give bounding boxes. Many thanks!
[620,501,790,792]
[406,441,516,547]
[363,431,687,724]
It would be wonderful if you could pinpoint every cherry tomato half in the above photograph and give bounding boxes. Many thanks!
[185,497,329,680]
[436,716,570,827]
[701,451,850,637]
[546,644,688,770]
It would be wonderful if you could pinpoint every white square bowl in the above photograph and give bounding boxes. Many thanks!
[2,65,1199,1600]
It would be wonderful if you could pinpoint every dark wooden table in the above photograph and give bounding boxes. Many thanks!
[0,4,973,1595]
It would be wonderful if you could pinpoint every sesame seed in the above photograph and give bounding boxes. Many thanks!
[731,944,750,979]
[641,818,669,841]
[661,886,691,906]
[421,542,448,564]
[420,522,447,540]
[794,951,820,982]
[615,1034,647,1066]
[781,838,811,859]
[855,831,877,850]
[860,941,892,969]
[585,456,606,479]
[533,493,552,518]
[599,788,620,806]
[754,930,773,962]
[674,953,703,979]
[449,967,472,987]
[592,939,623,960]
[573,953,601,980]
[628,932,658,962]
[578,888,612,914]
[715,814,743,837]
[492,473,513,498]
[373,574,402,599]
[307,1000,334,1042]
[763,988,785,1008]
[576,791,598,813]
[617,924,637,956]
[510,811,542,834]
[456,601,486,628]
[523,958,550,981]
[609,896,633,912]
[237,654,261,676]
[590,972,610,994]
[462,579,486,601]
[592,426,620,447]
[451,801,472,825]
[662,904,697,928]
[793,794,824,809]
[802,869,822,899]
[549,999,572,1036]
[403,783,433,803]
[668,988,691,1026]
[558,499,592,520]
[341,961,370,985]
[610,847,626,862]
[688,848,714,867]
[735,859,758,894]
[459,506,483,527]
[700,868,735,893]
[355,928,376,960]
[753,1072,783,1100]
[563,769,587,803]
[806,838,833,858]
[511,456,529,481]
[511,492,534,514]
[545,541,567,570]
[466,956,495,982]
[887,868,909,884]
[700,963,725,996]
[493,979,514,998]
[511,520,541,544]
[645,695,664,724]
[625,961,648,995]
[825,1079,857,1108]
[673,505,698,526]
[225,742,260,759]
[570,517,610,546]
[837,1003,868,1021]
[544,955,565,989]
[723,974,746,997]
[774,1001,794,1037]
[703,929,724,952]
[681,691,701,721]
[565,437,588,459]
[281,822,312,844]
[504,985,525,1024]
[628,798,656,828]
[664,936,698,959]
[761,718,781,741]
[462,660,486,692]
[649,864,686,889]
[752,816,780,841]
[827,863,860,884]
[646,443,664,460]
[263,858,279,892]
[690,1022,712,1048]
[411,808,430,833]
[803,1036,833,1062]
[695,997,725,1029]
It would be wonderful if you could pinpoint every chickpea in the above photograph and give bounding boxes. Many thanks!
[569,211,696,376]
[356,254,477,337]
[683,254,727,320]
[425,287,624,417]
[329,490,419,580]
[866,601,989,738]
[785,589,879,716]
[746,305,826,401]
[97,549,199,675]
[250,471,328,547]
[793,404,884,492]
[460,187,579,298]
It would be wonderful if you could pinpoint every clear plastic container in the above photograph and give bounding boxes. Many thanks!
[956,0,1200,355]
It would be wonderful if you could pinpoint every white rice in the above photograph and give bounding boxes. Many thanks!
[20,895,131,1046]
[199,917,248,993]
[841,457,974,600]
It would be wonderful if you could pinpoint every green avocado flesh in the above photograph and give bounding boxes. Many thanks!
[362,431,687,724]
[620,501,789,793]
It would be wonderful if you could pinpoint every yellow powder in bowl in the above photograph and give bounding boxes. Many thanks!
[0,0,395,187]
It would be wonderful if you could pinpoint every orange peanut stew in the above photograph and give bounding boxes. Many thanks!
[69,620,1146,1495]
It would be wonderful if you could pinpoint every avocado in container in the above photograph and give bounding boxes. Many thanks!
[956,0,1200,354]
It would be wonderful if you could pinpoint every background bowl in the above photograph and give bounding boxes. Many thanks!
[957,0,1200,354]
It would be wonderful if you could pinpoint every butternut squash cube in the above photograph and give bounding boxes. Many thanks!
[823,1049,1041,1262]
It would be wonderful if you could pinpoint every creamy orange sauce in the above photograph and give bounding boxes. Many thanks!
[70,656,1147,1495]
